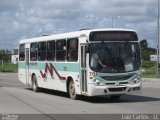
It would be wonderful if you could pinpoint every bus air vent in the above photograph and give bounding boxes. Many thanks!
[108,87,126,92]
[105,83,115,85]
[119,82,128,84]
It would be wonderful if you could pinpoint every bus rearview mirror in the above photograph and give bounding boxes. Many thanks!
[85,44,89,53]
[140,39,148,50]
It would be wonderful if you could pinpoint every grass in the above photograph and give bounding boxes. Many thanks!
[0,63,18,72]
[141,61,160,78]
[142,68,160,78]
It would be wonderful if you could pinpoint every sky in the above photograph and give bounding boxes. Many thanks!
[0,0,158,50]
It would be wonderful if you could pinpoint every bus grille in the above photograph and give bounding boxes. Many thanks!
[105,82,128,85]
[101,74,134,81]
[105,83,115,85]
[108,87,126,92]
[119,82,128,84]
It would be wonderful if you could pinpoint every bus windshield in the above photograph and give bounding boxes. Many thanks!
[89,42,141,73]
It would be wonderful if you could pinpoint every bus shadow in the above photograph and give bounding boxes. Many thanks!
[26,88,69,98]
[25,88,160,103]
[79,95,160,103]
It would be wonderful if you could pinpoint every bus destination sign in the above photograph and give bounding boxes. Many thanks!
[89,31,138,41]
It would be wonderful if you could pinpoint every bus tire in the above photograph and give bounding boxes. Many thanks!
[110,95,121,100]
[68,80,78,100]
[32,75,39,92]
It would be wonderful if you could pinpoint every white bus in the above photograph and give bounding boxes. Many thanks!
[18,28,142,100]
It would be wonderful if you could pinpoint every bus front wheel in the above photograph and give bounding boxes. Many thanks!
[32,75,39,92]
[68,80,78,100]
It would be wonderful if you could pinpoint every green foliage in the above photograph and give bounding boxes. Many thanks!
[142,68,160,78]
[142,61,156,68]
[141,47,156,61]
[142,67,160,78]
[140,39,156,61]
[142,61,160,78]
[0,49,10,62]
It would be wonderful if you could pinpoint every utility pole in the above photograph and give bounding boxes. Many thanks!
[156,0,160,78]
[1,40,4,70]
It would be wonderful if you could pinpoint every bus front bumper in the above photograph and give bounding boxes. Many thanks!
[87,83,142,96]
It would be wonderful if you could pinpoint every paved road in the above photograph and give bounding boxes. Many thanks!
[0,73,160,119]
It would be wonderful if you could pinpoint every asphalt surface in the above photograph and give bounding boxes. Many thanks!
[0,73,160,120]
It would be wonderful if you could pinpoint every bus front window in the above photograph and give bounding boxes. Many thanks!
[89,42,141,73]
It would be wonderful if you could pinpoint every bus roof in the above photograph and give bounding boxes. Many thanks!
[19,28,136,44]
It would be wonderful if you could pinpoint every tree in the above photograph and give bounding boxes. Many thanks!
[141,48,156,61]
[0,49,10,62]
[140,40,156,61]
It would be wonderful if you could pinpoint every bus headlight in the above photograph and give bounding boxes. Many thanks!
[92,79,105,86]
[131,76,141,85]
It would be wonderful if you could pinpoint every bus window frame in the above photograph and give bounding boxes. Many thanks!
[19,44,25,61]
[30,42,38,61]
[47,40,55,61]
[55,39,67,61]
[38,41,47,61]
[67,38,78,62]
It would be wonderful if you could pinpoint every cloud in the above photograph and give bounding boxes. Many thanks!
[0,0,20,12]
[0,0,158,49]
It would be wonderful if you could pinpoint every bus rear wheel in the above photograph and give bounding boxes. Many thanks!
[32,75,39,92]
[68,80,78,100]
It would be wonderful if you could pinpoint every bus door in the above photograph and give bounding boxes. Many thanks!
[25,48,29,85]
[80,44,87,93]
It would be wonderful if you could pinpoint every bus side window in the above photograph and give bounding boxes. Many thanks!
[30,43,38,61]
[19,44,25,61]
[67,38,78,62]
[47,40,55,61]
[38,42,46,61]
[56,39,66,61]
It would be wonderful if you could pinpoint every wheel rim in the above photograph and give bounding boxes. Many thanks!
[32,76,37,91]
[33,81,36,90]
[69,81,75,97]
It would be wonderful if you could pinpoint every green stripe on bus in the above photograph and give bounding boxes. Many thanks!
[18,62,80,72]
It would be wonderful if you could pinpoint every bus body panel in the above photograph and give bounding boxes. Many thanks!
[18,28,142,98]
[19,61,81,92]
